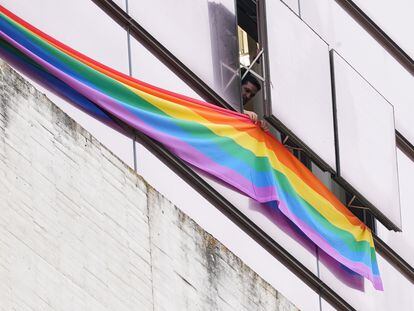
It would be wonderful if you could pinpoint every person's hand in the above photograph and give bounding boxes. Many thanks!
[260,120,270,132]
[244,110,269,132]
[244,110,259,124]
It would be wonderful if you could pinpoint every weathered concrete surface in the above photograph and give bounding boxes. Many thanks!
[0,60,298,311]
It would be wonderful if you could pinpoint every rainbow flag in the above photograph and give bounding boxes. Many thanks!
[0,5,382,290]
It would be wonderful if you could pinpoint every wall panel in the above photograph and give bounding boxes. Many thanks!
[2,0,129,72]
[265,0,336,171]
[333,51,401,228]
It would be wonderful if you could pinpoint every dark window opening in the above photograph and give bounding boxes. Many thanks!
[236,0,265,116]
[237,0,259,42]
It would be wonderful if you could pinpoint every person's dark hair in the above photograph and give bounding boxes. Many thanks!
[241,70,261,91]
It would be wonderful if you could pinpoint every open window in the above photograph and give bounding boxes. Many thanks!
[236,0,266,116]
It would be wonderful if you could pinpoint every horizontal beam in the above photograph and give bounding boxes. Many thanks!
[335,0,413,74]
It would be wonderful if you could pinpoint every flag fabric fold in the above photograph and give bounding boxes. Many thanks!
[0,5,382,290]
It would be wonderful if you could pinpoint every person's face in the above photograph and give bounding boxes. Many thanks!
[241,81,259,105]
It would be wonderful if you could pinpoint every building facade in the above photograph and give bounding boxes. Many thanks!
[1,0,413,310]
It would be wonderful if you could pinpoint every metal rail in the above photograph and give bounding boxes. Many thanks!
[374,235,414,282]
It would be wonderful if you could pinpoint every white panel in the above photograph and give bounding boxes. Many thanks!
[352,0,414,59]
[1,0,135,168]
[376,149,414,266]
[333,52,401,228]
[128,0,241,109]
[300,0,414,147]
[319,253,414,311]
[266,0,336,171]
[134,142,320,311]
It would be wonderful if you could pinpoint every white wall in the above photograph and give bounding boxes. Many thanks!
[351,0,414,59]
[280,0,299,15]
[2,1,413,310]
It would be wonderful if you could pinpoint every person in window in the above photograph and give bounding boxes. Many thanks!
[241,72,269,132]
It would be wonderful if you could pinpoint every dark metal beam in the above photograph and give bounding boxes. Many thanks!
[396,131,414,162]
[374,235,414,282]
[237,0,258,41]
[335,0,413,74]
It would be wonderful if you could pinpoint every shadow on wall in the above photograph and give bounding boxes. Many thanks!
[0,40,127,136]
[208,1,241,111]
[194,165,365,291]
[249,200,365,291]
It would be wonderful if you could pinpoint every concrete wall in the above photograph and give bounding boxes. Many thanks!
[0,61,298,310]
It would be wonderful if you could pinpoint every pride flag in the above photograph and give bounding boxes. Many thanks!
[0,5,382,289]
